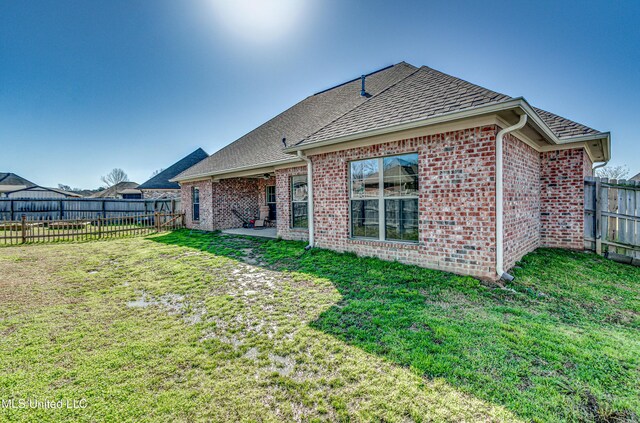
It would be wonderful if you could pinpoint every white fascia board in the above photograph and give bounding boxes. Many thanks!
[283,98,527,153]
[170,158,301,183]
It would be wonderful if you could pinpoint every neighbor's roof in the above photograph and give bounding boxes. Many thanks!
[2,185,82,198]
[176,62,604,181]
[90,182,140,198]
[0,172,36,187]
[175,62,418,180]
[138,148,208,190]
[631,172,640,181]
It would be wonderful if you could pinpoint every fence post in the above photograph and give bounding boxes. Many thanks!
[97,217,102,239]
[155,212,160,232]
[21,214,26,244]
[595,178,602,255]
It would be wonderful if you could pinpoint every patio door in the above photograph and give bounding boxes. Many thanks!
[266,185,276,221]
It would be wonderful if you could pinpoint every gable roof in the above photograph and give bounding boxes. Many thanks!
[0,172,36,187]
[298,66,601,146]
[175,62,418,180]
[631,172,640,181]
[175,62,607,181]
[138,148,208,190]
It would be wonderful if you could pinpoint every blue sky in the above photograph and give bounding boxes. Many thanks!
[1,0,638,188]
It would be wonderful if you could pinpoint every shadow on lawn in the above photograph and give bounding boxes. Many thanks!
[150,229,639,422]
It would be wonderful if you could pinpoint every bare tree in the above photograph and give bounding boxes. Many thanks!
[101,168,129,188]
[150,168,165,178]
[58,184,72,191]
[595,164,630,180]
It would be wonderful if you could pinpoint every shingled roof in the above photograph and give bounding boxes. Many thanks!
[175,62,603,180]
[175,63,418,180]
[0,172,36,187]
[139,148,208,190]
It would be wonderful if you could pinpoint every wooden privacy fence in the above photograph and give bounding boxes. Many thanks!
[0,212,184,245]
[0,198,181,221]
[584,176,640,264]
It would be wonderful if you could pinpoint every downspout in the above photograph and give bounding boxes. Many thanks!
[297,151,314,249]
[496,114,528,282]
[592,161,608,173]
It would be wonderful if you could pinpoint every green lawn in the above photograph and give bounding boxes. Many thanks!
[0,230,638,422]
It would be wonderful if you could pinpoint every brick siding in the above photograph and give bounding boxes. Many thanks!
[275,166,309,241]
[183,126,591,280]
[306,126,499,279]
[182,177,274,231]
[181,180,214,231]
[503,133,541,270]
[540,148,588,249]
[141,189,180,199]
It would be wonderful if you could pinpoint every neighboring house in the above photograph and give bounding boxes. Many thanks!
[138,148,208,199]
[0,172,36,195]
[3,186,81,199]
[173,62,611,280]
[630,172,640,181]
[90,182,141,199]
[0,173,80,198]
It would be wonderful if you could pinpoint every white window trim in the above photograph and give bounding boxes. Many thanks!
[192,187,200,222]
[348,153,419,243]
[290,175,308,229]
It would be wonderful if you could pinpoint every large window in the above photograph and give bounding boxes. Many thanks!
[350,153,418,242]
[291,175,308,228]
[192,187,200,222]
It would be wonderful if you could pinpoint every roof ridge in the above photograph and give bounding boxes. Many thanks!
[200,63,417,159]
[313,62,416,95]
[294,66,422,147]
[418,65,511,101]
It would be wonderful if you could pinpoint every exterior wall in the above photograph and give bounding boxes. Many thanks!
[583,150,594,178]
[141,189,180,199]
[275,166,309,241]
[181,180,214,231]
[211,177,274,230]
[540,148,588,249]
[307,126,499,279]
[502,133,542,270]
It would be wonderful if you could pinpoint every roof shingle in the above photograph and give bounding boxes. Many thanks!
[139,148,208,190]
[176,62,604,180]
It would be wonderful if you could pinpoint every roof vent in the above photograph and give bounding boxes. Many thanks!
[360,75,367,97]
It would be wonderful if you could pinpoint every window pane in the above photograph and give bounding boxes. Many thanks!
[351,200,379,238]
[266,186,276,204]
[351,159,379,198]
[385,199,418,241]
[292,175,308,202]
[292,203,308,228]
[383,154,418,196]
[192,187,199,204]
[193,204,200,221]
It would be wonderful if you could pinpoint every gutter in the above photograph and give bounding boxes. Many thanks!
[297,151,315,249]
[284,98,610,163]
[496,114,528,282]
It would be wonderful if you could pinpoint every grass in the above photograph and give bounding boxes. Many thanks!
[0,230,638,422]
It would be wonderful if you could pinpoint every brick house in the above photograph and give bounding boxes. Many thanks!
[173,62,611,280]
